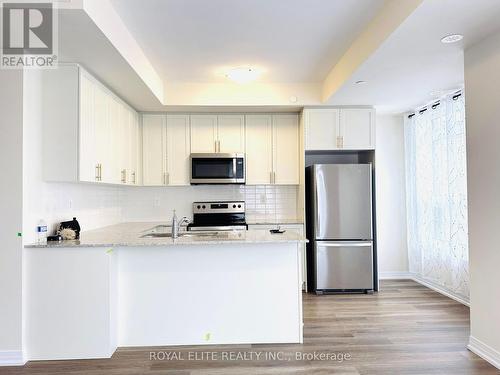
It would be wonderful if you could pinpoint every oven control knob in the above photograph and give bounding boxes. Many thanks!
[197,205,201,209]
[237,204,241,208]
[233,204,236,208]
[202,205,206,209]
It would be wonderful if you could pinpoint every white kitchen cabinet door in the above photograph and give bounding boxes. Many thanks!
[106,96,122,184]
[304,108,340,150]
[339,108,375,150]
[217,115,245,153]
[273,114,300,185]
[78,71,98,183]
[129,111,141,185]
[166,115,190,186]
[142,114,166,186]
[190,115,218,153]
[123,109,138,185]
[245,115,273,185]
[94,85,112,183]
[116,101,130,184]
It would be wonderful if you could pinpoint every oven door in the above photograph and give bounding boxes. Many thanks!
[190,153,245,184]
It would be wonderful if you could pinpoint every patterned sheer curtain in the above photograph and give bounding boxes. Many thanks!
[404,92,469,301]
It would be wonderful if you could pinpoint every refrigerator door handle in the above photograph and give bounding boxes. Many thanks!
[319,242,372,247]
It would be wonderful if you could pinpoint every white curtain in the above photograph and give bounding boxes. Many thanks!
[404,93,469,300]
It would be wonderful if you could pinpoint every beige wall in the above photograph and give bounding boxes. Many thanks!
[0,70,24,359]
[465,29,500,364]
[375,114,409,276]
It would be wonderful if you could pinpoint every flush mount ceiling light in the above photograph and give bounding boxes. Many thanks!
[355,80,367,85]
[441,34,463,44]
[225,67,260,84]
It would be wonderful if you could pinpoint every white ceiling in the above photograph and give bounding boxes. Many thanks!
[61,0,500,113]
[110,0,385,83]
[329,0,500,113]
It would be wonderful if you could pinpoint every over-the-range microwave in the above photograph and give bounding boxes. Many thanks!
[190,153,245,184]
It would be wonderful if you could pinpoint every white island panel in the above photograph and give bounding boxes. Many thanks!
[118,242,302,346]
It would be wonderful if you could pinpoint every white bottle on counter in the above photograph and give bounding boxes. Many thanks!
[37,219,48,244]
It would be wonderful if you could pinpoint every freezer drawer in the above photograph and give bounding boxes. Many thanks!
[315,241,373,291]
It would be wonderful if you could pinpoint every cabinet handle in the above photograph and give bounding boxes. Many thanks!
[163,172,167,185]
[95,164,100,181]
[166,172,170,185]
[215,140,217,153]
[121,169,127,184]
[98,164,102,181]
[273,171,276,184]
[132,172,136,184]
[337,136,344,149]
[270,171,273,184]
[218,140,221,153]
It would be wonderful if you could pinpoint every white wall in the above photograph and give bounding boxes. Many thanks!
[0,70,24,363]
[464,29,500,367]
[22,71,123,244]
[375,114,409,277]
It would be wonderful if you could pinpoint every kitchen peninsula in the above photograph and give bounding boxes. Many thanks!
[24,223,306,360]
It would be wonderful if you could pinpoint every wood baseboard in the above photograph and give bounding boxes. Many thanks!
[0,351,25,366]
[468,336,500,370]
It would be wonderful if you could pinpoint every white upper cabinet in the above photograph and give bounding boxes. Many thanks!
[142,114,166,186]
[42,64,141,185]
[245,115,273,185]
[304,109,339,150]
[142,114,191,186]
[304,108,375,150]
[190,115,218,153]
[273,114,300,185]
[245,114,300,185]
[217,115,245,153]
[165,115,191,186]
[191,115,245,154]
[78,71,97,183]
[339,108,375,150]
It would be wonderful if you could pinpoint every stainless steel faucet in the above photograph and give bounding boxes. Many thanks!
[171,210,190,239]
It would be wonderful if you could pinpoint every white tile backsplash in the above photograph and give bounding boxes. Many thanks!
[121,185,299,224]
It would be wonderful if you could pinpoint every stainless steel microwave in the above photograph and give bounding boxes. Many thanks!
[190,153,245,184]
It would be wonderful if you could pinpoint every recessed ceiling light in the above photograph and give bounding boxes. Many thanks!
[441,34,463,44]
[225,67,260,84]
[355,80,367,85]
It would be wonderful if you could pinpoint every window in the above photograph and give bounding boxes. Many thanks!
[405,92,469,300]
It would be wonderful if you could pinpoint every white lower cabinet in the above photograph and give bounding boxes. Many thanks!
[245,114,300,185]
[142,114,190,186]
[248,224,307,291]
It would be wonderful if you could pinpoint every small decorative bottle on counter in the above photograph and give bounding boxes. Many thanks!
[37,219,48,244]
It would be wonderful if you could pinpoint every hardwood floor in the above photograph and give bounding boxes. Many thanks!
[3,280,498,374]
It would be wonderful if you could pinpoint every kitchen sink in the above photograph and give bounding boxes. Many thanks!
[140,231,221,239]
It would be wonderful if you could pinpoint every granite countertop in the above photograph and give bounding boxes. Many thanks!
[25,222,308,248]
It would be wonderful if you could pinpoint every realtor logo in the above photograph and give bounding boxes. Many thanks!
[1,1,57,68]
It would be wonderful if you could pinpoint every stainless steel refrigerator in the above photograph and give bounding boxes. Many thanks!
[306,164,374,294]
